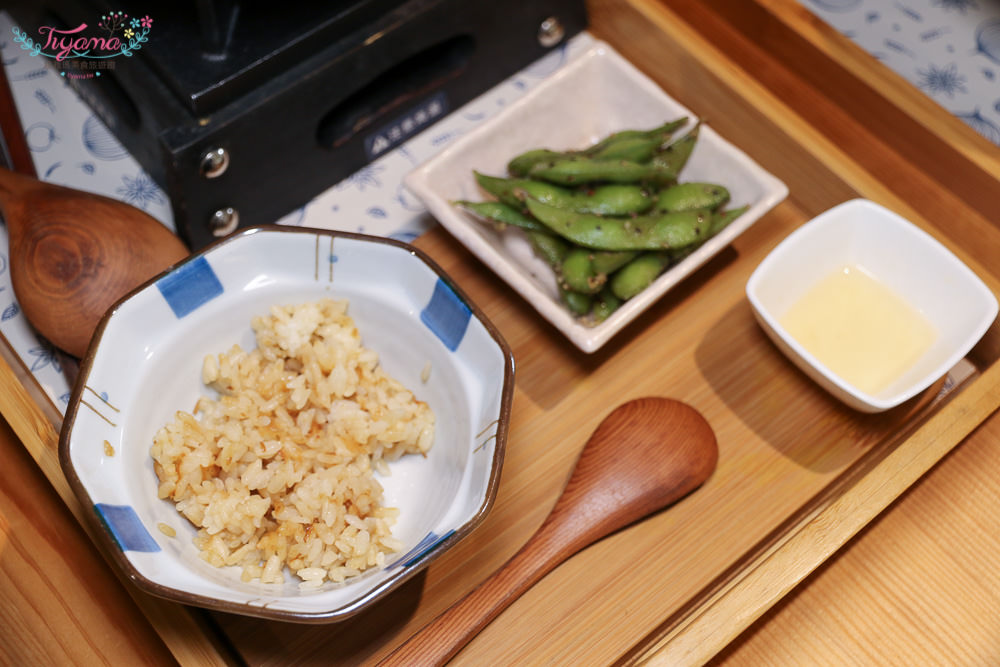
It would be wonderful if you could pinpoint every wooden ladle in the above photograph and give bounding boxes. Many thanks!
[0,167,189,358]
[380,397,718,666]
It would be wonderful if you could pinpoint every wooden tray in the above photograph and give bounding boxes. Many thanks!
[5,0,1000,664]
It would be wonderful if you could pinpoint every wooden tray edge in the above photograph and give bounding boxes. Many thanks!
[627,359,1000,665]
[0,335,233,667]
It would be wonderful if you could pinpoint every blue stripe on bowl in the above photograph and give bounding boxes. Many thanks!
[155,256,224,318]
[419,279,471,351]
[392,530,456,569]
[95,503,161,552]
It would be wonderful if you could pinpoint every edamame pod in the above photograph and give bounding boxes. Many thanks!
[706,204,750,237]
[653,182,730,213]
[610,252,673,300]
[526,230,571,269]
[454,200,547,233]
[524,197,713,251]
[507,148,567,177]
[591,285,623,323]
[565,184,657,216]
[587,134,663,163]
[558,248,636,294]
[582,117,689,156]
[589,249,638,275]
[559,285,593,316]
[650,123,700,179]
[474,172,656,216]
[560,247,608,294]
[508,119,690,176]
[528,157,675,186]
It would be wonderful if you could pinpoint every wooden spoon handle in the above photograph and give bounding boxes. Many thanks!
[381,398,717,666]
[379,520,572,667]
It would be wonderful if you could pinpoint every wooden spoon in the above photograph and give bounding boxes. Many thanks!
[380,396,718,666]
[0,167,189,358]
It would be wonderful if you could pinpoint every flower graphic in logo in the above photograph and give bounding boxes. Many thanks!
[98,11,127,35]
[11,9,154,69]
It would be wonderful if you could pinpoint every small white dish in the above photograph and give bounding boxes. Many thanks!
[746,199,998,413]
[59,226,515,622]
[405,39,788,353]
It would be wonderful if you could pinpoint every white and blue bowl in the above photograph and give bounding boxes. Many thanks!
[59,225,515,622]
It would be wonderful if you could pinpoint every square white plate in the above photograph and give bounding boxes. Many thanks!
[405,40,788,352]
[747,199,998,412]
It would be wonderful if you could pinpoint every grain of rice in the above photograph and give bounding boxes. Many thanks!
[150,298,435,585]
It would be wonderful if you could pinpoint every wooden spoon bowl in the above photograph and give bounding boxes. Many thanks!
[380,396,718,666]
[0,167,189,358]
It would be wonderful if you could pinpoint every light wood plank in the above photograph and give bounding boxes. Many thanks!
[0,345,234,666]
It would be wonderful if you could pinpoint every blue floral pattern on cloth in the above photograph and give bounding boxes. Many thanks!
[802,0,1000,144]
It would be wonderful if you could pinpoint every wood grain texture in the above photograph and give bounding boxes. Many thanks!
[0,414,177,666]
[712,409,1000,666]
[203,1,1000,662]
[381,398,717,666]
[0,167,189,357]
[0,344,235,666]
[4,0,1000,664]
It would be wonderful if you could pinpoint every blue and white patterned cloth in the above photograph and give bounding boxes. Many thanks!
[801,0,1000,144]
[0,10,591,410]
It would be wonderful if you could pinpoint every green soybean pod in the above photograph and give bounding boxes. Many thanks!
[706,204,750,237]
[560,248,638,294]
[525,230,571,269]
[559,285,593,316]
[591,285,623,323]
[583,117,689,156]
[475,172,655,216]
[507,148,568,177]
[528,157,656,185]
[610,252,673,300]
[454,200,547,233]
[587,134,663,163]
[590,250,638,275]
[524,197,713,251]
[473,171,526,208]
[650,123,700,180]
[653,182,730,214]
[560,247,606,294]
[569,184,656,216]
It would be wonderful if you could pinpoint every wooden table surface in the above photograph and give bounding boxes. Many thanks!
[4,0,1000,664]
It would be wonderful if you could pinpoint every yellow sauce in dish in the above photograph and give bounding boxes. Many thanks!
[780,265,937,395]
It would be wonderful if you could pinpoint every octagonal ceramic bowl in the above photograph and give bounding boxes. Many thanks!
[59,225,514,622]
